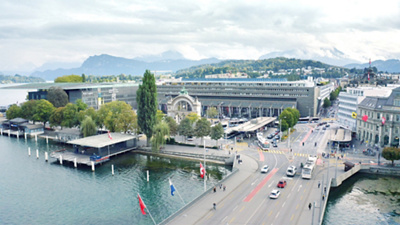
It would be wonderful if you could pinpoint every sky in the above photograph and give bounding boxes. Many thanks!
[1,0,400,73]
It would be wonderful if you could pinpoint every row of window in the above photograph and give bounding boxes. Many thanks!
[358,109,400,121]
[166,82,308,87]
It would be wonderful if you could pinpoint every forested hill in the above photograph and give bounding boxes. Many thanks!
[174,57,343,78]
[0,74,45,84]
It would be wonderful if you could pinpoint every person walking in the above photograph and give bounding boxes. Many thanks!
[213,203,216,210]
[223,185,226,191]
[308,203,312,210]
[213,186,217,193]
[322,194,325,201]
[318,182,321,188]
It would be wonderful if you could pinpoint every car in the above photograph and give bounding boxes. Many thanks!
[261,165,269,173]
[267,134,274,139]
[269,189,281,199]
[277,180,287,188]
[273,142,278,147]
[275,135,280,140]
[322,127,326,130]
[325,124,330,128]
[363,148,376,156]
[187,136,194,141]
[286,165,297,177]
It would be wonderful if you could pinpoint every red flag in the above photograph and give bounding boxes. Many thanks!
[368,72,370,81]
[200,162,205,178]
[108,131,112,140]
[138,194,146,215]
[362,115,368,122]
[382,116,386,125]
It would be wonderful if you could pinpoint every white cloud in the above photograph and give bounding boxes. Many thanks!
[0,0,399,73]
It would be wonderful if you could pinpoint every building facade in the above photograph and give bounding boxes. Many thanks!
[357,87,400,147]
[158,78,319,118]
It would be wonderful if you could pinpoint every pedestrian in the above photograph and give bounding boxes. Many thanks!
[213,186,216,193]
[213,203,216,210]
[223,185,226,191]
[324,187,326,193]
[318,182,320,188]
[308,203,312,210]
[322,195,325,201]
[220,184,222,189]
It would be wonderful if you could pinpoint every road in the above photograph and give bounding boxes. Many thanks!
[193,123,331,225]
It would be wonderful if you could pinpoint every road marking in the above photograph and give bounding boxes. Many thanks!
[232,206,238,212]
[291,214,294,221]
[296,204,299,210]
[245,198,267,225]
[287,193,291,198]
[206,212,214,219]
[240,206,245,212]
[275,211,280,219]
[269,211,272,217]
[259,150,264,162]
[298,185,302,192]
[222,216,227,222]
[244,168,278,202]
[300,196,303,200]
[251,178,259,186]
[282,202,286,208]
[229,217,236,223]
[220,202,224,207]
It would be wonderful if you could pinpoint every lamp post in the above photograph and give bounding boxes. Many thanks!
[203,139,207,192]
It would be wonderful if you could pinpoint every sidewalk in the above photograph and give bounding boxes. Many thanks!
[162,153,259,225]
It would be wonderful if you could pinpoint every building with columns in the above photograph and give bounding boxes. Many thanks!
[357,87,400,147]
[158,78,322,119]
[166,87,202,123]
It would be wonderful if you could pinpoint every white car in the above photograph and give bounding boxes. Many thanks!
[269,189,281,199]
[261,165,269,173]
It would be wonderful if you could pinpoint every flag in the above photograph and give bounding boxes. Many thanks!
[138,194,146,215]
[368,72,370,81]
[108,131,112,140]
[351,112,357,119]
[169,179,176,196]
[200,162,205,179]
[362,115,368,122]
[382,116,386,125]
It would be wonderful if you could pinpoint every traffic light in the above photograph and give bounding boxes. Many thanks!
[302,142,304,146]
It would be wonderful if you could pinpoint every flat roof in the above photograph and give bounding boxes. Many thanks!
[329,128,352,142]
[0,82,138,90]
[232,117,276,132]
[68,133,136,148]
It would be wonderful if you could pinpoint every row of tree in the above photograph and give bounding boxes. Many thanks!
[323,86,342,108]
[54,74,142,83]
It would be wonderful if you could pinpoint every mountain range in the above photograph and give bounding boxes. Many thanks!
[30,51,220,81]
[344,59,400,73]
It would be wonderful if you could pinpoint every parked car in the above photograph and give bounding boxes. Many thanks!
[277,180,287,188]
[267,134,274,139]
[273,142,278,148]
[261,165,269,173]
[269,189,281,199]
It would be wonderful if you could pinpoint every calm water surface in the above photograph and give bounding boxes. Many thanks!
[0,137,232,225]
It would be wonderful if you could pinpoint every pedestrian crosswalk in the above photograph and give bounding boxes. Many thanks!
[262,150,311,158]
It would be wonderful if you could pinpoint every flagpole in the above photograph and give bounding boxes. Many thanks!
[170,178,185,204]
[138,193,157,225]
[203,139,206,192]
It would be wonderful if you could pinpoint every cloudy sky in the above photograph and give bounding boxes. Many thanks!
[1,0,400,73]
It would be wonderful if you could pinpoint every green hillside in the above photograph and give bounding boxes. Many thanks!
[174,57,347,79]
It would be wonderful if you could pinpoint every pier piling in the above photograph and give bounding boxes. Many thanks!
[36,149,39,159]
[45,152,48,162]
[91,161,95,172]
[28,147,31,156]
[60,155,63,165]
[147,170,149,182]
[46,136,48,144]
[1,128,2,135]
[112,164,114,175]
[8,130,10,137]
[17,131,19,139]
[35,134,37,142]
[74,158,77,168]
[24,133,27,140]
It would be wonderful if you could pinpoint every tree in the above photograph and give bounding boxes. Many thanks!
[97,101,134,132]
[61,103,78,128]
[116,108,137,133]
[178,118,194,141]
[151,121,170,152]
[165,116,178,136]
[279,110,294,130]
[47,86,69,108]
[186,112,200,124]
[77,107,97,125]
[137,70,158,146]
[75,99,88,112]
[323,97,331,108]
[54,75,83,83]
[32,99,55,128]
[81,116,97,137]
[21,100,39,122]
[194,117,211,146]
[211,123,224,146]
[382,147,400,166]
[286,108,300,124]
[156,110,165,123]
[206,107,218,119]
[82,74,86,83]
[50,107,64,127]
[6,104,22,119]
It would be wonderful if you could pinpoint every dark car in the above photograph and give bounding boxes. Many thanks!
[273,142,278,147]
[267,134,274,139]
[363,148,376,156]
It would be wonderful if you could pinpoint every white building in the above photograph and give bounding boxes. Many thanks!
[337,87,394,132]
